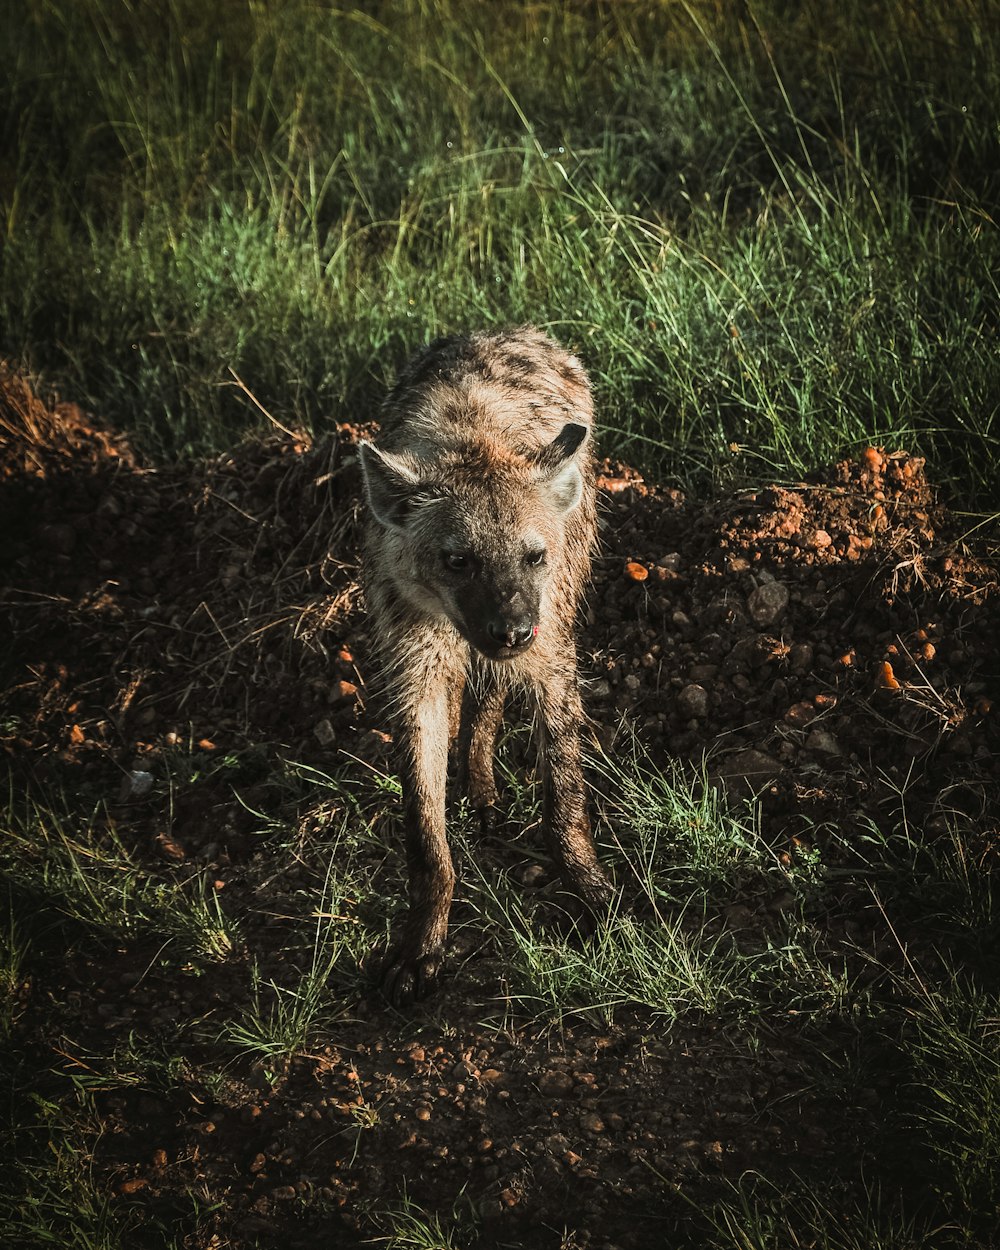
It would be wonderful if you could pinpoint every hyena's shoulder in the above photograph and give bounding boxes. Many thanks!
[378,327,593,454]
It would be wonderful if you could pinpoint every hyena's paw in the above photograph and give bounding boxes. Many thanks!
[570,866,617,914]
[380,942,445,1007]
[561,869,620,934]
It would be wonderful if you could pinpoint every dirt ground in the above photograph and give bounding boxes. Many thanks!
[2,365,998,1248]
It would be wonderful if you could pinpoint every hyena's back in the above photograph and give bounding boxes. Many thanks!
[377,326,595,457]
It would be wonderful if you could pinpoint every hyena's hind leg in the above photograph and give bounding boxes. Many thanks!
[459,676,506,830]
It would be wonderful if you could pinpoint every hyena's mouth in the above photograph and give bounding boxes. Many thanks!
[466,625,538,661]
[482,618,538,659]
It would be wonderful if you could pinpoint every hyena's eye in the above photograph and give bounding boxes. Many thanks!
[524,549,547,567]
[443,551,471,572]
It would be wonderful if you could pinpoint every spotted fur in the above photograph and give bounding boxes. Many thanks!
[359,327,612,1004]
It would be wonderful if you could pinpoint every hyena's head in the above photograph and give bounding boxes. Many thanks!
[359,424,587,660]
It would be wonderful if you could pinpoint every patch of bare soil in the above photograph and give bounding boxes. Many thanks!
[2,366,998,1248]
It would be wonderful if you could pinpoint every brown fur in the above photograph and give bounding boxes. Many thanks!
[359,327,612,1004]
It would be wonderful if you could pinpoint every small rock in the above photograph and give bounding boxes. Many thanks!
[249,1153,267,1173]
[810,529,833,549]
[520,863,547,887]
[711,749,782,800]
[313,718,336,746]
[539,1070,574,1097]
[154,831,186,862]
[657,552,682,572]
[805,728,841,756]
[747,580,789,628]
[788,643,813,674]
[784,701,817,727]
[117,1177,148,1195]
[331,679,358,704]
[581,1112,605,1134]
[676,684,709,719]
[118,769,154,802]
[415,1105,432,1121]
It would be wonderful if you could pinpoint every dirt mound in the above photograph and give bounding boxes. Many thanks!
[2,367,998,1247]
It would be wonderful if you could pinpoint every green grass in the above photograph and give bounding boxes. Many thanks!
[2,731,997,1245]
[0,791,238,961]
[3,2,1000,1244]
[2,0,999,502]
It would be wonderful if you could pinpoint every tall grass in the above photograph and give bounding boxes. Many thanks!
[2,0,998,501]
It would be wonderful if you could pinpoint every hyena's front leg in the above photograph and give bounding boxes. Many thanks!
[459,677,506,830]
[532,659,614,913]
[382,654,460,1006]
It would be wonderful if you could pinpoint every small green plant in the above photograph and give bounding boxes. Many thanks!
[905,980,1000,1229]
[0,788,238,961]
[684,1175,931,1250]
[373,1193,473,1250]
[0,902,29,1041]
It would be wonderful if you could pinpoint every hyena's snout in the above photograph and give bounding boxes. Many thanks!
[475,586,540,657]
[486,614,537,651]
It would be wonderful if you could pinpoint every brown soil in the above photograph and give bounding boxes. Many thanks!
[2,365,998,1248]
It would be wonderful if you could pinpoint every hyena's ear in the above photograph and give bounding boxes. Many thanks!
[531,422,588,514]
[358,442,430,531]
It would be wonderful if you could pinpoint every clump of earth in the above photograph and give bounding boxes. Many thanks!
[1,366,997,1247]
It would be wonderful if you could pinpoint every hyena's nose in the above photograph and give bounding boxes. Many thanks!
[488,619,535,649]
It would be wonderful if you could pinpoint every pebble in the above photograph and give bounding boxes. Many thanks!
[805,727,842,755]
[539,1070,574,1097]
[784,701,817,727]
[676,684,709,719]
[117,1177,148,1195]
[118,769,154,801]
[747,580,790,628]
[520,863,547,887]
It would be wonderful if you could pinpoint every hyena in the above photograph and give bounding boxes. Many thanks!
[358,327,613,1004]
